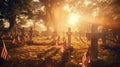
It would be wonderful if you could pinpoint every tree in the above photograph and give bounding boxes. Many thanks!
[39,0,66,31]
[0,0,33,33]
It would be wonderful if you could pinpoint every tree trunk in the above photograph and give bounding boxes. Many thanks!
[8,15,16,31]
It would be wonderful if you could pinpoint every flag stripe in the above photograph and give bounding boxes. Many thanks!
[2,47,7,59]
[82,52,90,67]
[1,47,4,58]
[1,47,4,57]
[0,40,8,60]
[4,41,8,59]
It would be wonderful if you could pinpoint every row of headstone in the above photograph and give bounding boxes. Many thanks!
[10,27,33,45]
[51,31,60,45]
[108,29,120,43]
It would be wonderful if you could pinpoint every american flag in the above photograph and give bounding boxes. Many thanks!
[0,39,8,60]
[82,52,90,67]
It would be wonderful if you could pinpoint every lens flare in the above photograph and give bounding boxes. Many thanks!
[67,13,81,26]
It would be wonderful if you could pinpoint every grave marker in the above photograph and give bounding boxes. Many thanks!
[86,24,106,59]
[67,27,72,46]
[29,27,33,41]
[85,24,105,67]
[56,36,60,45]
[61,37,67,53]
[28,27,33,44]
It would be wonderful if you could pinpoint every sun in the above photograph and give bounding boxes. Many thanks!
[33,0,39,2]
[67,13,81,26]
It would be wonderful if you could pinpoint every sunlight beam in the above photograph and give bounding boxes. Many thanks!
[67,13,81,26]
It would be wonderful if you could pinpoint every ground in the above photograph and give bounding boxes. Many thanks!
[1,36,120,67]
[1,36,87,67]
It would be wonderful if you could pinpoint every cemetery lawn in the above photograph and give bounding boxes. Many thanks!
[1,36,120,67]
[1,36,88,67]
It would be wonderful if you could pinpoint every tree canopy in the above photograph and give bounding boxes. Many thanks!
[0,0,33,32]
[0,0,120,33]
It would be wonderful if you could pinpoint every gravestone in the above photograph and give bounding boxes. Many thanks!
[30,27,33,41]
[98,26,107,45]
[56,36,60,45]
[86,24,104,67]
[51,31,57,45]
[61,37,67,53]
[28,27,33,44]
[21,28,25,44]
[66,27,74,53]
[67,27,72,47]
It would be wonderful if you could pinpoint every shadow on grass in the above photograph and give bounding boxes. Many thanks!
[56,47,74,67]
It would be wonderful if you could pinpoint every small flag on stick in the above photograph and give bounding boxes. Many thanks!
[0,39,8,60]
[82,48,91,67]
